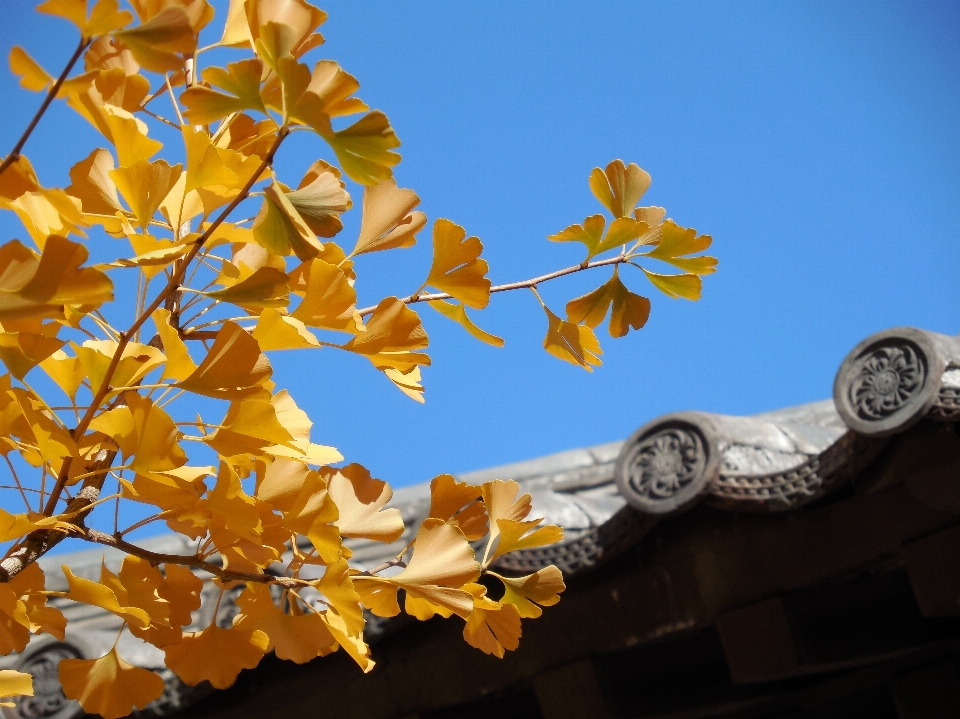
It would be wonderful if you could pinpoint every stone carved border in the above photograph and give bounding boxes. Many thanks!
[834,327,960,437]
[1,641,83,719]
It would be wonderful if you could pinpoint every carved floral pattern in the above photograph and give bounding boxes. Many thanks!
[623,428,705,502]
[850,344,925,420]
[6,645,81,719]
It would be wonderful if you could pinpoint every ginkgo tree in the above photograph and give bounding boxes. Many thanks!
[0,1,717,717]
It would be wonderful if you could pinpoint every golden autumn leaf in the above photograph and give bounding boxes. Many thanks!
[235,583,337,664]
[110,158,182,229]
[61,565,151,629]
[541,305,602,371]
[114,5,198,73]
[204,266,290,309]
[252,179,324,261]
[183,126,238,193]
[314,558,365,636]
[164,625,269,689]
[75,339,164,394]
[461,584,522,658]
[289,59,368,125]
[252,308,321,350]
[491,518,564,561]
[88,392,187,473]
[152,308,197,381]
[245,0,327,71]
[341,297,429,375]
[428,300,504,348]
[178,321,273,399]
[289,258,361,333]
[428,473,487,541]
[102,107,163,168]
[0,328,64,380]
[158,564,203,627]
[37,0,133,37]
[284,160,351,237]
[351,178,425,256]
[480,479,531,547]
[0,670,32,708]
[425,218,490,309]
[325,463,404,543]
[589,159,651,218]
[565,268,651,338]
[315,111,401,186]
[548,214,648,261]
[0,155,41,202]
[640,219,717,274]
[65,147,123,216]
[60,648,164,719]
[0,236,113,321]
[6,188,87,245]
[181,57,267,125]
[9,563,66,639]
[642,268,702,300]
[40,349,85,398]
[8,46,53,92]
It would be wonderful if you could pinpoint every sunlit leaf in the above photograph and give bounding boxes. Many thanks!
[589,159,651,218]
[235,583,337,664]
[641,268,702,300]
[178,321,272,399]
[541,305,602,371]
[181,58,266,125]
[461,584,521,658]
[425,219,490,309]
[114,5,197,73]
[37,0,133,37]
[245,0,327,71]
[252,179,324,261]
[0,670,33,708]
[314,110,401,186]
[565,269,650,338]
[163,625,269,689]
[88,392,186,473]
[351,178,425,256]
[152,308,197,381]
[325,463,404,543]
[341,297,430,376]
[428,300,504,348]
[204,266,290,309]
[65,148,123,216]
[252,308,321,350]
[548,214,648,261]
[289,258,361,333]
[284,160,350,237]
[110,158,182,229]
[9,47,53,92]
[640,219,717,274]
[428,473,487,541]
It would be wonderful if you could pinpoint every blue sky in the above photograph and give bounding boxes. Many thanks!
[0,0,957,538]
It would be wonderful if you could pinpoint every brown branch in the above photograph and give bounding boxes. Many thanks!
[0,36,91,179]
[357,254,627,317]
[355,558,407,576]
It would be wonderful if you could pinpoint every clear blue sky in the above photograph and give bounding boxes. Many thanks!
[0,0,957,530]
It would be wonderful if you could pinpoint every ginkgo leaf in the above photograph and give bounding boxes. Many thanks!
[245,0,327,71]
[428,301,504,348]
[39,349,85,397]
[158,564,203,627]
[542,305,602,371]
[276,468,342,562]
[351,179,425,256]
[164,625,269,689]
[252,180,324,261]
[110,158,182,229]
[38,0,133,37]
[204,266,290,308]
[314,559,365,636]
[491,518,564,561]
[428,473,487,541]
[480,479,531,548]
[0,155,41,202]
[284,161,350,237]
[7,562,66,640]
[565,269,650,338]
[102,107,162,168]
[325,464,404,543]
[88,392,186,473]
[322,608,375,672]
[235,583,337,664]
[384,366,425,403]
[0,670,32,707]
[59,648,163,719]
[0,330,65,380]
[183,126,238,193]
[114,5,197,73]
[315,110,401,186]
[0,236,113,321]
[62,565,151,629]
[75,339,164,395]
[425,218,490,309]
[548,214,648,261]
[341,297,430,374]
[9,47,53,92]
[289,258,361,333]
[220,0,250,46]
[65,148,123,215]
[178,322,273,399]
[252,308,321,350]
[152,308,197,381]
[589,159,651,218]
[181,58,266,125]
[290,59,368,126]
[640,220,717,274]
[461,584,521,658]
[642,268,702,300]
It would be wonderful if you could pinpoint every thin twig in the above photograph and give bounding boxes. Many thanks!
[137,106,180,129]
[0,36,92,179]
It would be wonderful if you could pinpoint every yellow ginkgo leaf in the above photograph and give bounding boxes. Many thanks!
[290,258,361,333]
[220,0,250,46]
[542,305,602,371]
[39,349,85,398]
[65,148,123,216]
[235,583,337,664]
[88,392,186,473]
[252,308,321,350]
[480,479,531,549]
[428,474,487,541]
[204,266,289,309]
[0,236,113,321]
[178,322,273,399]
[38,0,133,37]
[325,463,404,543]
[0,670,33,708]
[548,214,648,261]
[0,508,41,544]
[61,565,151,629]
[60,648,164,719]
[277,468,342,562]
[114,5,197,73]
[565,269,651,338]
[152,308,197,381]
[181,58,266,125]
[110,158,182,229]
[284,161,351,237]
[351,178,425,256]
[8,562,66,640]
[183,126,238,193]
[640,220,718,274]
[491,518,564,561]
[289,59,368,128]
[75,339,164,395]
[158,564,204,627]
[428,300,504,348]
[341,297,430,375]
[252,180,324,261]
[8,47,53,92]
[314,559,365,637]
[0,155,41,202]
[642,268,702,300]
[0,329,64,380]
[461,584,522,658]
[589,159,651,218]
[102,106,162,168]
[7,189,87,246]
[425,219,490,309]
[164,625,269,689]
[315,110,401,186]
[245,0,327,70]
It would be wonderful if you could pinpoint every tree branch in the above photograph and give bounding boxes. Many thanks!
[356,253,627,317]
[0,36,91,179]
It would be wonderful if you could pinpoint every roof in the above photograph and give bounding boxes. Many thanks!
[8,324,960,718]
